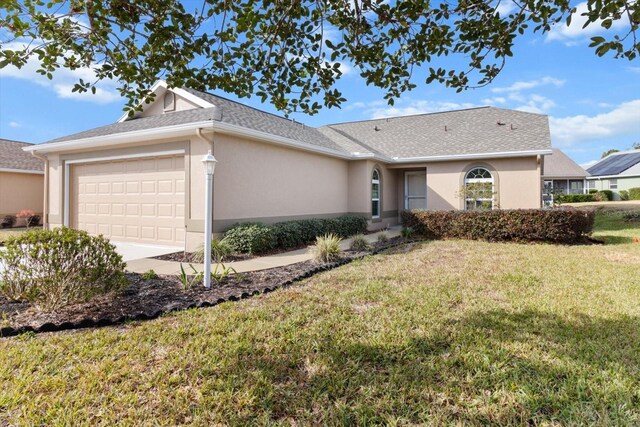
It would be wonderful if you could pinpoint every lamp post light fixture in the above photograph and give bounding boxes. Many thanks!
[201,150,217,289]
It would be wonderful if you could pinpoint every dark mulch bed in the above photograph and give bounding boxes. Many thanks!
[0,237,407,337]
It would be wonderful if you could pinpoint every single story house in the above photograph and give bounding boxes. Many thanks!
[0,138,44,226]
[25,81,552,250]
[541,148,589,206]
[586,150,640,199]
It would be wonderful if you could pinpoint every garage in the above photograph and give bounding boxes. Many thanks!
[71,155,186,246]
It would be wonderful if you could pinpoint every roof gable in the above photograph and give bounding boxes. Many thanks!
[543,149,587,178]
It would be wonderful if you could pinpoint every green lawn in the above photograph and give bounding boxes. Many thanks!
[0,228,29,245]
[1,208,639,425]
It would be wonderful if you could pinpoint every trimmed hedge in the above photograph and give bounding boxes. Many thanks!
[555,194,595,204]
[224,215,368,253]
[401,209,595,244]
[629,187,640,200]
[619,190,629,201]
[597,190,614,201]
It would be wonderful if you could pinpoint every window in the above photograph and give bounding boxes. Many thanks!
[372,169,380,218]
[569,180,584,194]
[464,167,494,210]
[587,180,596,190]
[609,179,618,190]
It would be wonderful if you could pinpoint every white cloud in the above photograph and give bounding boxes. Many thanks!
[546,2,629,44]
[363,99,477,119]
[482,96,507,105]
[8,121,21,128]
[626,66,640,74]
[514,94,556,114]
[549,100,640,146]
[0,41,120,104]
[491,76,565,94]
[493,0,517,16]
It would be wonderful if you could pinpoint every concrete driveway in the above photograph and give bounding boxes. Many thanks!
[111,241,182,262]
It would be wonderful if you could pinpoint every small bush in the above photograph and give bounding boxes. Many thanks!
[349,234,371,252]
[192,238,234,262]
[629,187,640,200]
[142,269,158,280]
[555,194,595,204]
[401,227,414,239]
[1,215,16,229]
[594,190,614,201]
[0,227,127,311]
[313,234,342,263]
[225,215,368,254]
[401,209,595,244]
[588,189,598,194]
[619,190,629,201]
[223,223,274,254]
[377,232,389,244]
[16,210,39,227]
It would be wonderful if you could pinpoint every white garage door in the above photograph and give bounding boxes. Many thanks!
[71,155,185,246]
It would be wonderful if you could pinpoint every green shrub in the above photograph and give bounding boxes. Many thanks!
[401,209,595,244]
[555,194,595,204]
[225,215,368,254]
[401,226,414,239]
[313,234,342,263]
[142,269,158,280]
[0,227,127,311]
[223,223,274,254]
[1,215,16,229]
[349,234,371,251]
[192,238,234,262]
[595,190,614,201]
[588,189,598,194]
[629,187,640,200]
[619,190,629,201]
[377,232,389,244]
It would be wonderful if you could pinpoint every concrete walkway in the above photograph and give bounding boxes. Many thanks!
[126,227,401,274]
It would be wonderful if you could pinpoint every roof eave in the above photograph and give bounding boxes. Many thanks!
[0,167,44,175]
[390,149,552,163]
[23,120,357,160]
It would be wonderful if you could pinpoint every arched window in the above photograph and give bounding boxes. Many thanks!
[464,167,494,210]
[372,169,381,218]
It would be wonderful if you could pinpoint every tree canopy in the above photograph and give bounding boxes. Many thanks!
[1,0,638,114]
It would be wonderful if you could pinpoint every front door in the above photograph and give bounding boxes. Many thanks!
[404,171,427,210]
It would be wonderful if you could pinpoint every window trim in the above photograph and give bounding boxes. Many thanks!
[372,168,381,219]
[464,166,495,210]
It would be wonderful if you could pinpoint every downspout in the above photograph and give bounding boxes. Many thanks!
[31,151,49,229]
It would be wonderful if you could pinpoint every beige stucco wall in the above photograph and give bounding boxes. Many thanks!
[0,171,44,226]
[403,156,541,210]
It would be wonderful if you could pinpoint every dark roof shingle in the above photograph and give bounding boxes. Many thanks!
[0,139,43,172]
[40,87,552,160]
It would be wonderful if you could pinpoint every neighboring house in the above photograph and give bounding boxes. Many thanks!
[24,81,551,250]
[541,148,589,206]
[0,139,44,226]
[586,150,640,199]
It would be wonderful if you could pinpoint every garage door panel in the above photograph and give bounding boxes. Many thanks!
[71,155,185,246]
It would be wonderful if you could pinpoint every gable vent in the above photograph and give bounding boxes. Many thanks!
[163,92,176,112]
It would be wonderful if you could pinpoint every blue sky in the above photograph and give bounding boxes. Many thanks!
[1,2,639,168]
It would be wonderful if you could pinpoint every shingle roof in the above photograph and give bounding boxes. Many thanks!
[587,151,640,177]
[0,139,43,172]
[320,107,551,159]
[41,87,552,160]
[543,149,588,178]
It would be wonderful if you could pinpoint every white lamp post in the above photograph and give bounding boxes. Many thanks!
[201,150,217,288]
